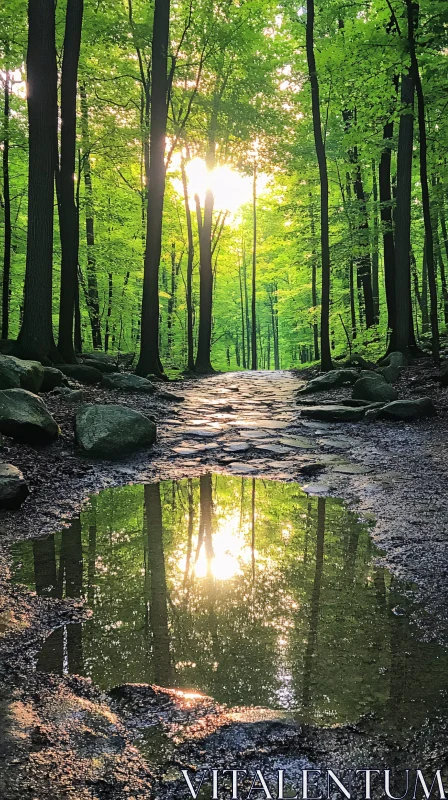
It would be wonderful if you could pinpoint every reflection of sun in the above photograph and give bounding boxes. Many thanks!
[179,510,253,581]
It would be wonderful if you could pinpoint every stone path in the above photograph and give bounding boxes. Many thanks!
[156,371,361,488]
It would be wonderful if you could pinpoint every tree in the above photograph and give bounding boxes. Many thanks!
[57,0,84,363]
[14,0,58,362]
[305,0,332,371]
[136,0,171,377]
[406,0,439,362]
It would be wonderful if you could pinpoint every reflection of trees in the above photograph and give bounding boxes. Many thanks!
[33,519,84,675]
[302,498,325,712]
[19,476,448,734]
[145,483,173,687]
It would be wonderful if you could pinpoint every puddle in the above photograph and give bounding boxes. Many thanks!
[11,476,448,736]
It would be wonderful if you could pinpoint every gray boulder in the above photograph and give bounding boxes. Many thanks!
[300,405,367,422]
[102,373,155,393]
[0,463,29,508]
[82,358,117,374]
[0,389,59,443]
[379,351,408,368]
[59,364,103,384]
[352,376,398,403]
[0,354,44,393]
[377,397,436,421]
[76,403,156,458]
[299,370,359,394]
[376,364,401,384]
[343,354,376,370]
[41,366,65,392]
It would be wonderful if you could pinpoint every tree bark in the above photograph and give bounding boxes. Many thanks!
[407,0,439,361]
[80,87,102,350]
[306,0,332,370]
[371,159,380,323]
[136,0,170,376]
[379,115,397,338]
[57,0,84,363]
[251,157,257,370]
[309,195,320,360]
[394,70,415,355]
[16,0,58,362]
[181,155,195,371]
[194,104,218,374]
[2,69,11,340]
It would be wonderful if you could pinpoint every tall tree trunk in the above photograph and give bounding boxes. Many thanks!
[2,69,11,340]
[80,87,102,350]
[251,156,257,370]
[394,70,415,355]
[379,116,397,340]
[16,0,58,362]
[194,107,217,374]
[243,239,251,367]
[352,155,375,328]
[371,159,380,323]
[309,195,320,360]
[421,238,429,333]
[306,0,332,370]
[167,242,176,359]
[407,0,439,361]
[104,272,113,351]
[181,155,195,371]
[57,0,83,363]
[136,0,170,376]
[238,261,247,368]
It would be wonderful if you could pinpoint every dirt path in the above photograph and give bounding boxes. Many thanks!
[1,367,448,799]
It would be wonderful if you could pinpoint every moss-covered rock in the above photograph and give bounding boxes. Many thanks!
[75,403,156,458]
[0,389,59,443]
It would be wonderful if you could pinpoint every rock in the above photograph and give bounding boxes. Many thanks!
[60,388,85,403]
[379,351,408,368]
[0,354,44,393]
[0,389,59,443]
[360,370,387,381]
[343,354,376,370]
[101,372,155,393]
[376,364,400,383]
[75,403,156,458]
[352,376,398,403]
[40,366,65,392]
[300,405,367,422]
[157,390,185,402]
[377,397,436,421]
[298,369,359,394]
[59,364,103,384]
[82,358,117,374]
[0,463,29,508]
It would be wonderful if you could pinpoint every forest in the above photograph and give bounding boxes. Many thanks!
[1,0,447,376]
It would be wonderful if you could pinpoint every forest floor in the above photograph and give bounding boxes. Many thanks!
[1,361,448,799]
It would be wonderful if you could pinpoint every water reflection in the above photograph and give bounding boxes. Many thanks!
[11,476,448,733]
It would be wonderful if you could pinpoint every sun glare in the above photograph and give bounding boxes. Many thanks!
[171,156,268,216]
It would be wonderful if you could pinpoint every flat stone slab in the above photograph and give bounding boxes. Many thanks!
[255,444,292,454]
[300,405,366,422]
[278,436,315,449]
[332,464,374,474]
[223,443,250,453]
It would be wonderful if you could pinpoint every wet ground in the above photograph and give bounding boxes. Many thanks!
[1,368,448,798]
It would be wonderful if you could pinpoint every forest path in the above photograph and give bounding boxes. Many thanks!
[152,369,448,646]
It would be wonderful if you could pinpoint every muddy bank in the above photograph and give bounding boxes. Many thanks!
[1,363,448,798]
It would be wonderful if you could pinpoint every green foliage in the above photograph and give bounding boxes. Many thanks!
[1,0,448,367]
